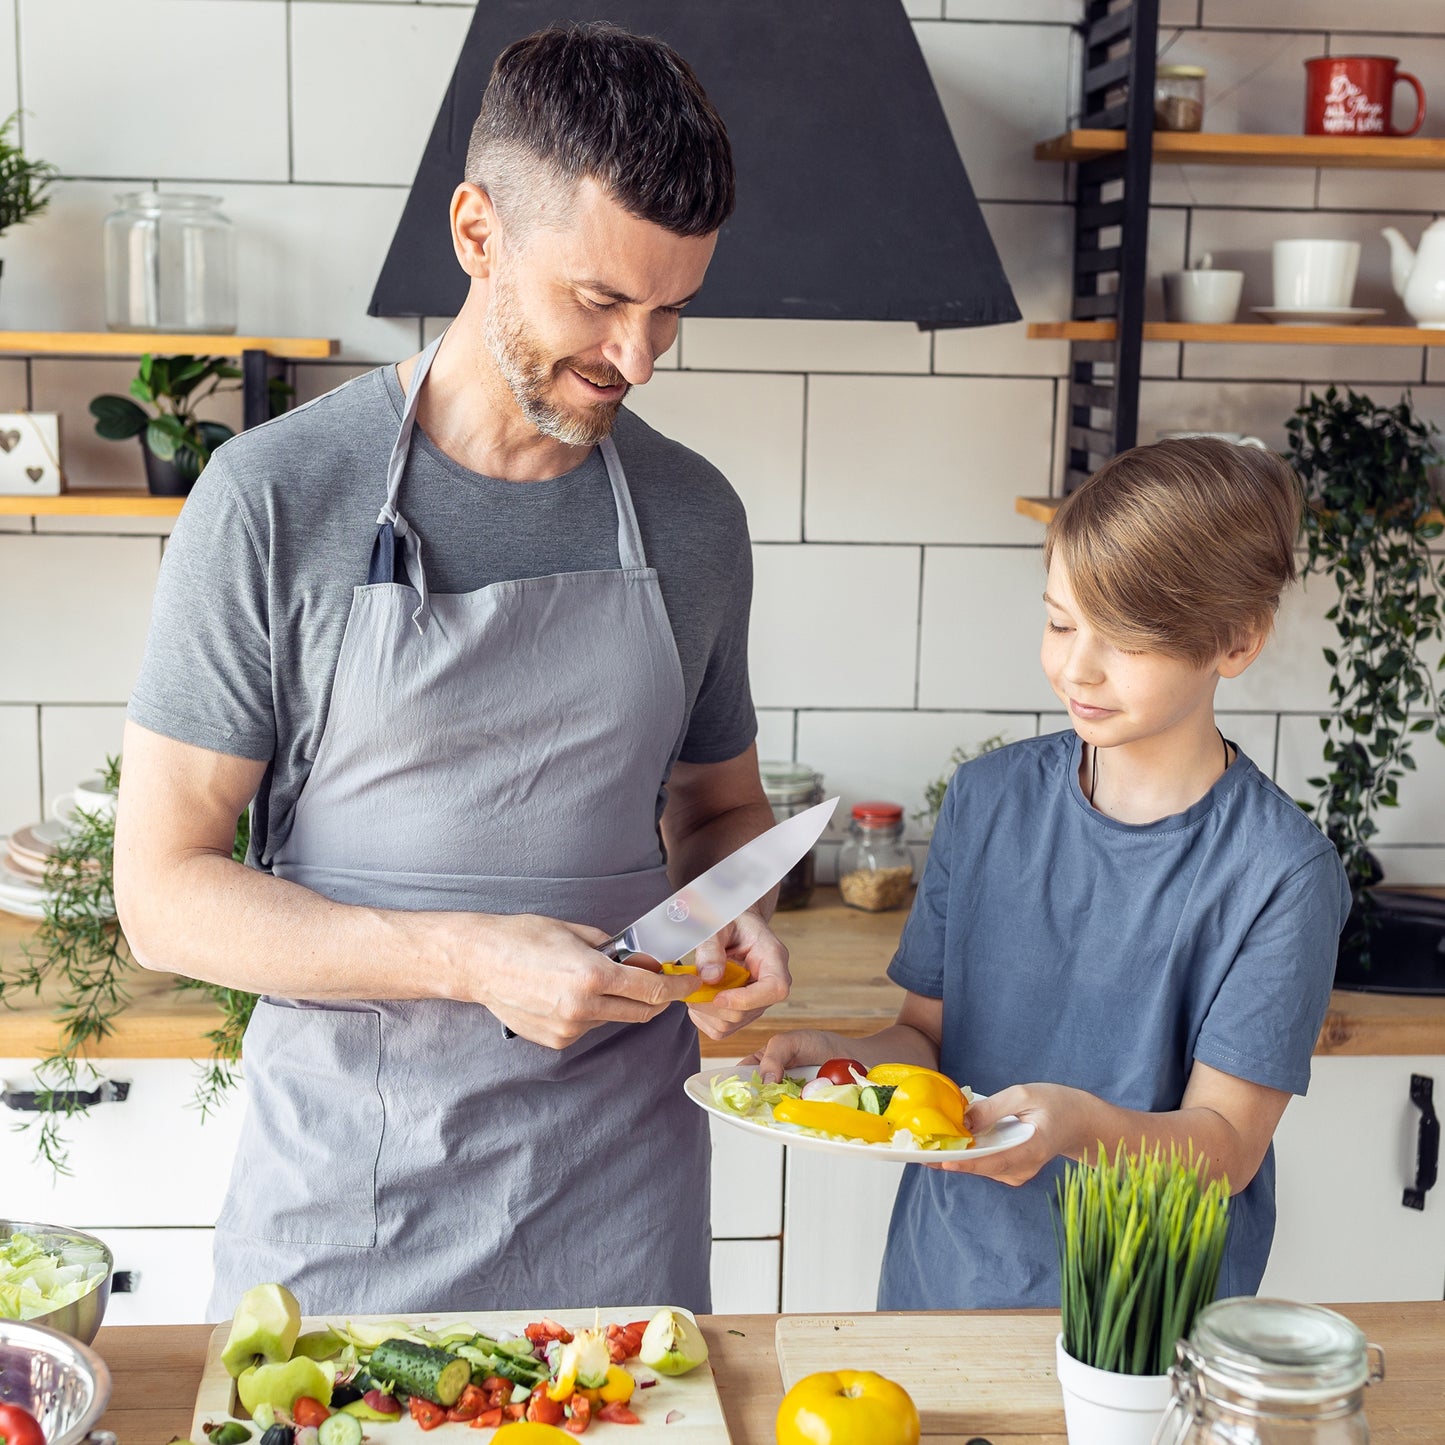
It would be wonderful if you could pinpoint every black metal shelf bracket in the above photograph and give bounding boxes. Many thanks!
[1063,0,1159,494]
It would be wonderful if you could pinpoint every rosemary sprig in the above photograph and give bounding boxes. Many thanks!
[0,755,257,1169]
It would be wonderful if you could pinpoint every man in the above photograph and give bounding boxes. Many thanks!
[114,22,786,1318]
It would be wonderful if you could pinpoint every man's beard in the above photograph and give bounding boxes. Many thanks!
[483,272,628,447]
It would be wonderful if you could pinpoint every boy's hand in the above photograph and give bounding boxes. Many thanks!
[740,1029,857,1084]
[931,1082,1096,1186]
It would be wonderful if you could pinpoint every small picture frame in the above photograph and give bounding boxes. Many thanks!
[0,412,64,496]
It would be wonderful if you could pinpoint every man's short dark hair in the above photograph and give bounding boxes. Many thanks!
[466,22,735,239]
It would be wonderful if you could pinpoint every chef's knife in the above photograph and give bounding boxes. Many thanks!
[500,795,837,1037]
[599,795,839,967]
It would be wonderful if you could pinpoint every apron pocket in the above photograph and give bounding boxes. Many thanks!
[218,999,384,1249]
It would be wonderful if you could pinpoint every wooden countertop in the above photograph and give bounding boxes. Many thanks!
[4,891,1444,1061]
[92,1303,1445,1445]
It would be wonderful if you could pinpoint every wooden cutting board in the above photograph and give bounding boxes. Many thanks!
[774,1313,1064,1435]
[192,1307,732,1443]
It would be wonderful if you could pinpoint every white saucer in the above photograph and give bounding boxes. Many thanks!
[1251,306,1385,326]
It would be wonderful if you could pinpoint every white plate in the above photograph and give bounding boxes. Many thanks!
[1250,306,1385,326]
[685,1064,1035,1164]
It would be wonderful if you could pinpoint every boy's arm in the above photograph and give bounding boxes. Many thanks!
[947,1063,1290,1189]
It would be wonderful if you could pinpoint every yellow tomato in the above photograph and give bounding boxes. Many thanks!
[883,1074,967,1134]
[661,958,751,1003]
[773,1097,894,1144]
[776,1370,921,1445]
[866,1062,959,1090]
[492,1425,572,1443]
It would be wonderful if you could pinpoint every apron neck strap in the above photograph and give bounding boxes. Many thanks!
[599,434,647,571]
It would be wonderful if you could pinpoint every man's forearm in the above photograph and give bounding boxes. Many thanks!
[664,797,780,919]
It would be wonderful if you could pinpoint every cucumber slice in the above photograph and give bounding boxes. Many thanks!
[366,1340,471,1407]
[316,1415,363,1445]
[859,1084,895,1114]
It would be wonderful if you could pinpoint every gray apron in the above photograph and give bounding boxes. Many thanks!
[209,334,710,1319]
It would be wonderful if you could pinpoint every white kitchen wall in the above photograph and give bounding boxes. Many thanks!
[2,0,1444,885]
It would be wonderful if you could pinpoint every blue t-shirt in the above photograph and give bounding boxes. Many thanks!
[877,730,1351,1310]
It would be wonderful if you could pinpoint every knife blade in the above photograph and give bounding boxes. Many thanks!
[599,795,839,967]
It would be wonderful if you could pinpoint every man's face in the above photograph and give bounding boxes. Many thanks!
[484,177,717,446]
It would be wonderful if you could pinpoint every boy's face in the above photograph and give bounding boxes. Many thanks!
[1040,555,1226,751]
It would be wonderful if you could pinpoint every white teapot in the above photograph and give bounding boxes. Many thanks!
[1383,219,1445,328]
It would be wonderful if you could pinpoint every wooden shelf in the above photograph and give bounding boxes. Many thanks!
[1036,130,1445,170]
[0,330,337,359]
[0,489,184,517]
[1029,321,1445,347]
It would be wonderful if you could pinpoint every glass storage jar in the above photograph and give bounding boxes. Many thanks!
[1153,1298,1384,1445]
[837,802,912,912]
[104,192,237,333]
[760,761,825,910]
[1155,64,1206,131]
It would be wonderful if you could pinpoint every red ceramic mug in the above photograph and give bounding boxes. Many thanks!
[1304,56,1425,136]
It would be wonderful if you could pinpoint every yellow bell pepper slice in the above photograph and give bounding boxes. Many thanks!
[773,1096,894,1143]
[599,1365,635,1404]
[661,958,751,1003]
[866,1062,960,1090]
[884,1076,967,1132]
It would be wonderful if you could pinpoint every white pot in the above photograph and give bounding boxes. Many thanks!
[1055,1334,1174,1445]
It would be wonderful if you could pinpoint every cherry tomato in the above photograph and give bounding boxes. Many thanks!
[817,1057,866,1086]
[0,1404,44,1445]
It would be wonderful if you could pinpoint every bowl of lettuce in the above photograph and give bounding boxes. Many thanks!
[0,1223,112,1344]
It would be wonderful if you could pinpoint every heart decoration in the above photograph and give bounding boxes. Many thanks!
[0,429,20,453]
[26,466,44,483]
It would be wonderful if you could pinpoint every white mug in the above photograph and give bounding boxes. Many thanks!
[51,776,117,824]
[1157,430,1269,449]
[1272,239,1361,310]
[1163,269,1245,324]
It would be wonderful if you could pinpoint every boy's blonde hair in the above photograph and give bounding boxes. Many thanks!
[1044,437,1302,666]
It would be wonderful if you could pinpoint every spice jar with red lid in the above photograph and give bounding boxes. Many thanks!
[837,801,913,912]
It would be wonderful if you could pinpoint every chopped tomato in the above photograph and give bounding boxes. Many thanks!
[479,1375,512,1408]
[292,1397,330,1429]
[566,1393,593,1434]
[605,1321,648,1361]
[596,1402,642,1425]
[409,1397,447,1431]
[446,1385,488,1423]
[525,1318,574,1345]
[471,1406,503,1429]
[526,1390,567,1426]
[503,1402,527,1421]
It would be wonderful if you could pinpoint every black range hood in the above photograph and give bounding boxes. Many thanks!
[369,0,1019,329]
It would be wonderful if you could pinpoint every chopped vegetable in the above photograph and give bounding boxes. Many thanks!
[409,1398,447,1431]
[369,1340,471,1407]
[0,1233,108,1322]
[207,1424,252,1445]
[708,1070,804,1117]
[773,1096,894,1144]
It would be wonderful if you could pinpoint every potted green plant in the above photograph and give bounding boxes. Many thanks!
[1284,387,1445,955]
[0,110,58,295]
[1053,1145,1231,1444]
[88,353,241,495]
[913,733,1008,830]
[0,755,255,1170]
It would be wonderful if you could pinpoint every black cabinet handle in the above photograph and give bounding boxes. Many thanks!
[1,1079,130,1112]
[1403,1073,1438,1211]
[111,1271,139,1294]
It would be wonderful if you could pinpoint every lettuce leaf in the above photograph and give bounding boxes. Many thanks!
[0,1233,108,1320]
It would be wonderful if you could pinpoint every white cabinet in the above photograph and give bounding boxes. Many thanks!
[83,1227,217,1325]
[1262,1054,1445,1303]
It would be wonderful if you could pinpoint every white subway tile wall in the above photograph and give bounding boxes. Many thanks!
[0,1,1442,886]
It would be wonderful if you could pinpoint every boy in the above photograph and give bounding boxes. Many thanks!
[749,437,1351,1308]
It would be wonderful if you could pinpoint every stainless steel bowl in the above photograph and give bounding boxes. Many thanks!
[0,1319,115,1445]
[0,1222,112,1345]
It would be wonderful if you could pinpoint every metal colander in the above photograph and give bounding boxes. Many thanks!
[0,1319,115,1445]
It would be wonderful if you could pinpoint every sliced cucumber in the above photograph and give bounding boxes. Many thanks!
[859,1084,895,1115]
[316,1414,363,1445]
[366,1340,471,1407]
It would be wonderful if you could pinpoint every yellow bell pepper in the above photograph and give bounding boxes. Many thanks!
[773,1097,894,1143]
[661,958,751,1003]
[599,1365,635,1404]
[776,1370,920,1445]
[866,1062,959,1090]
[883,1074,970,1144]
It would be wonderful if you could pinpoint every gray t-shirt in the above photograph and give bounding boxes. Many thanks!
[877,730,1351,1310]
[128,367,757,866]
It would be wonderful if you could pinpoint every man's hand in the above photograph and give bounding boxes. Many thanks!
[462,912,699,1049]
[686,907,791,1041]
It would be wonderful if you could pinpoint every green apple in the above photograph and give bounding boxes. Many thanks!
[291,1329,345,1361]
[222,1283,302,1379]
[236,1358,334,1418]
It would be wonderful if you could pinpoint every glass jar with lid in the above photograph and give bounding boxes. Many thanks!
[759,761,824,910]
[104,192,237,333]
[1153,1298,1385,1445]
[837,802,913,912]
[1155,64,1206,132]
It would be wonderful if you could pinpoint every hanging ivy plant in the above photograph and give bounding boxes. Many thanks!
[0,756,256,1170]
[1284,387,1445,951]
